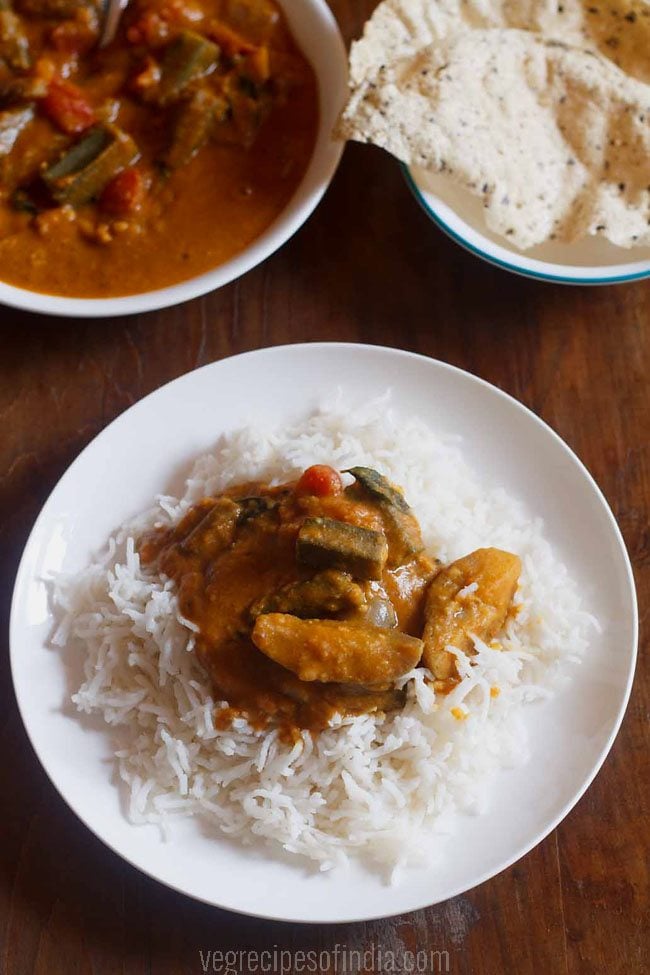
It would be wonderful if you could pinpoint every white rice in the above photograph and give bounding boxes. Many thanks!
[52,394,596,877]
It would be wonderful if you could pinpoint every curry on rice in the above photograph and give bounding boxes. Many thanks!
[140,464,521,739]
[53,400,596,871]
[0,0,318,297]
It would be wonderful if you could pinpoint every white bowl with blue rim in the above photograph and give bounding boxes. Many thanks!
[405,166,650,286]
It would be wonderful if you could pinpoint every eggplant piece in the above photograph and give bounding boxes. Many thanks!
[178,497,239,559]
[0,8,30,71]
[2,120,67,194]
[156,30,219,106]
[296,517,388,581]
[0,102,32,156]
[220,70,270,148]
[235,493,281,524]
[10,186,39,212]
[0,73,48,102]
[324,683,406,715]
[422,548,521,679]
[346,466,423,567]
[361,589,398,629]
[162,86,228,169]
[43,124,139,207]
[252,614,423,684]
[250,570,365,621]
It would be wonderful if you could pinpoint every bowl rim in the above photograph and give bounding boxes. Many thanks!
[403,166,650,286]
[0,0,347,318]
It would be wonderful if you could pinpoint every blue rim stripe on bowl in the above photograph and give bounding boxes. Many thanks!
[402,165,650,286]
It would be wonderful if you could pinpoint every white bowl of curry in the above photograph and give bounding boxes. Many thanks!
[0,0,346,314]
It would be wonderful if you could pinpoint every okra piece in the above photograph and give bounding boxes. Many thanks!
[346,466,423,567]
[296,517,388,581]
[0,8,31,70]
[0,103,33,157]
[157,30,219,105]
[44,125,107,179]
[162,86,228,169]
[252,614,423,684]
[345,467,410,512]
[43,124,139,207]
[379,506,423,567]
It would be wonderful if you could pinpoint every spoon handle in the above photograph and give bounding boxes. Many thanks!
[99,0,130,48]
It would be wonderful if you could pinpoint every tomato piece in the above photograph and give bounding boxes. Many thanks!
[42,78,95,135]
[295,465,343,497]
[99,167,146,216]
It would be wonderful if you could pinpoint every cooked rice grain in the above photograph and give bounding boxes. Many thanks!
[53,396,596,875]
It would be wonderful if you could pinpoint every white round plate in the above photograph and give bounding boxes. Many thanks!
[405,167,650,286]
[10,343,638,922]
[0,0,346,317]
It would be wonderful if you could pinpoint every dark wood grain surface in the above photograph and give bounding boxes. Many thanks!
[1,3,648,972]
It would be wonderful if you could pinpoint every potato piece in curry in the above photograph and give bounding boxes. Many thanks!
[422,548,522,681]
[139,464,522,738]
[0,0,318,297]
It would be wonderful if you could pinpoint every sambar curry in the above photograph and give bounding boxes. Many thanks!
[0,0,318,297]
[139,464,522,739]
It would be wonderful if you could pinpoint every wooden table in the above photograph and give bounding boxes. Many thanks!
[1,3,648,971]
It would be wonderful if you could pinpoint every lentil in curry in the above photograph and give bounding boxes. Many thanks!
[0,0,318,297]
[139,464,522,740]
